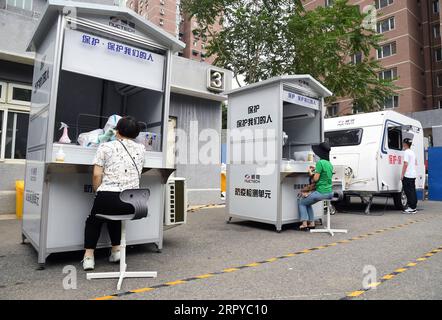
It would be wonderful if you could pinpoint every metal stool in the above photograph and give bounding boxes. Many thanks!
[86,189,157,290]
[310,192,348,236]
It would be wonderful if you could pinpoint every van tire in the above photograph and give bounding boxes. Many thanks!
[393,191,407,210]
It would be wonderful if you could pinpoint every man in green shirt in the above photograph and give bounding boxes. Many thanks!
[298,142,333,230]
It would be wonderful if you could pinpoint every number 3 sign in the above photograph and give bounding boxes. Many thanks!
[207,68,225,92]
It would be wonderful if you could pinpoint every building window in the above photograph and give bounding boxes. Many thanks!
[6,83,32,106]
[437,74,442,87]
[160,8,165,15]
[0,111,2,159]
[0,109,30,160]
[434,0,440,13]
[379,68,398,80]
[377,17,395,33]
[325,0,334,7]
[0,82,31,161]
[383,96,399,109]
[4,111,29,160]
[375,0,394,10]
[160,0,165,4]
[435,48,442,62]
[0,81,6,103]
[192,50,199,56]
[351,52,363,64]
[438,100,442,109]
[159,19,164,26]
[353,103,364,114]
[434,25,441,38]
[377,42,397,59]
[6,0,33,11]
[327,103,339,117]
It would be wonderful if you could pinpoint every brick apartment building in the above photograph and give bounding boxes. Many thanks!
[303,0,442,118]
[125,0,220,64]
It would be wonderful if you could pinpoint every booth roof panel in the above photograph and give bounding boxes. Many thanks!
[224,75,333,98]
[26,0,185,52]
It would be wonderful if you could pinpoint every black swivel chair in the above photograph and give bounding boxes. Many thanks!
[86,189,157,290]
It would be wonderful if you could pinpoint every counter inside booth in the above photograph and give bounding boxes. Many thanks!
[51,143,165,169]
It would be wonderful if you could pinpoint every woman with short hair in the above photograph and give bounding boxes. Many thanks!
[82,116,145,271]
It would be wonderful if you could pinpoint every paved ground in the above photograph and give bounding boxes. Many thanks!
[0,198,441,300]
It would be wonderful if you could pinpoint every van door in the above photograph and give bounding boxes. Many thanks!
[378,121,403,192]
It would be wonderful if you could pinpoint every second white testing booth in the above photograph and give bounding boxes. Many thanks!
[226,75,333,232]
[22,0,185,266]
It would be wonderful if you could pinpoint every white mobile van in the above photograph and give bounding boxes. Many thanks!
[324,111,425,213]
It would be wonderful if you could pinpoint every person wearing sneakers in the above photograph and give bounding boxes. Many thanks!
[297,142,334,231]
[401,138,418,214]
[82,116,145,271]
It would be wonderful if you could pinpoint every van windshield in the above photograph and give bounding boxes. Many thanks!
[325,129,363,147]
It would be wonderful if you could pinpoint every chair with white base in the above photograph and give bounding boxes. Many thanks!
[310,191,348,236]
[86,189,157,290]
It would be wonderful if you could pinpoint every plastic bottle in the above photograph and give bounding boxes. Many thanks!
[56,146,65,162]
[58,122,72,144]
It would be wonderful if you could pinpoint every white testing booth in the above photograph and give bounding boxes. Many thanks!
[22,1,185,266]
[226,75,333,232]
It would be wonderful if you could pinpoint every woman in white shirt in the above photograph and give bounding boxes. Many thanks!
[83,116,145,271]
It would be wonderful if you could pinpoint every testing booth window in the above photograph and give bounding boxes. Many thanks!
[54,71,165,152]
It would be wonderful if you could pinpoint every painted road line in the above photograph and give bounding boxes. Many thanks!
[165,280,187,286]
[342,246,442,300]
[188,204,225,213]
[0,214,16,221]
[92,219,423,300]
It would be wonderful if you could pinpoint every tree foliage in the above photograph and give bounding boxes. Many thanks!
[181,0,398,113]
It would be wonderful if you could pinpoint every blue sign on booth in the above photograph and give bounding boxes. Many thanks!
[428,147,442,201]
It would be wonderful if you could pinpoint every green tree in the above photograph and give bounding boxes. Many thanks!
[182,0,398,113]
[221,102,228,129]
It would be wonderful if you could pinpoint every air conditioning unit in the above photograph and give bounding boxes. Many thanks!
[164,177,187,226]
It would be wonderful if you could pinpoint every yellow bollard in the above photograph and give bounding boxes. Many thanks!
[15,180,24,220]
[221,172,226,194]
